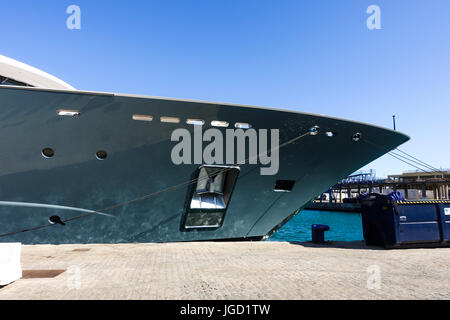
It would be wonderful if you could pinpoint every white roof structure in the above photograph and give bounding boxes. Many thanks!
[0,54,75,90]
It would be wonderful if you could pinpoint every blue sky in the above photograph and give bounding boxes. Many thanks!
[2,0,450,177]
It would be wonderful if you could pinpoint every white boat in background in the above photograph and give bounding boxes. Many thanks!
[0,54,74,90]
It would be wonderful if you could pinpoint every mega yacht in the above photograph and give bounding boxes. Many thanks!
[0,55,409,244]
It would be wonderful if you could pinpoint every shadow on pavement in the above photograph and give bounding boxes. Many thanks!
[288,240,385,250]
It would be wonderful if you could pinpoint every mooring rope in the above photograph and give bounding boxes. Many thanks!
[0,128,314,238]
[362,138,444,175]
[394,148,442,173]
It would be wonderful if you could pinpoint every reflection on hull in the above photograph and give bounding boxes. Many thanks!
[0,201,113,217]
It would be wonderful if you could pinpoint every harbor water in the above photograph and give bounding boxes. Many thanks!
[269,210,364,242]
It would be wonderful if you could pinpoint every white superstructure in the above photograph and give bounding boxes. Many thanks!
[0,55,75,90]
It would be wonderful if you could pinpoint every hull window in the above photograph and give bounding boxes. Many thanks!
[183,166,240,230]
[274,180,295,192]
[186,119,205,126]
[160,116,180,124]
[132,114,153,122]
[58,109,80,117]
[0,76,31,87]
[211,121,229,128]
[235,122,252,129]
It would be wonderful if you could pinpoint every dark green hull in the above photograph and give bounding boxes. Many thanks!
[0,86,409,244]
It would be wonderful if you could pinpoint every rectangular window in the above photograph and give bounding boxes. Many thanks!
[160,116,180,124]
[0,77,30,87]
[132,114,153,122]
[274,180,295,192]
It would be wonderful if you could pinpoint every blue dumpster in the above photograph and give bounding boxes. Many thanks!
[312,224,330,243]
[360,193,450,248]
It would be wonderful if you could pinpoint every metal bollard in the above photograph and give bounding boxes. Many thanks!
[311,224,330,243]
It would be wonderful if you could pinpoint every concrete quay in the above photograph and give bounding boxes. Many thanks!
[0,241,448,300]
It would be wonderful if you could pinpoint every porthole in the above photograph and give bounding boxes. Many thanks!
[310,126,320,136]
[96,150,108,160]
[42,148,55,158]
[326,131,335,137]
[49,215,65,226]
[352,133,362,142]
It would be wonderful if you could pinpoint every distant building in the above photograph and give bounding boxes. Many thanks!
[321,169,450,202]
[388,170,450,183]
[385,170,450,200]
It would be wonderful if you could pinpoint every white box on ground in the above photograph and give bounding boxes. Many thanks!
[0,243,22,286]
